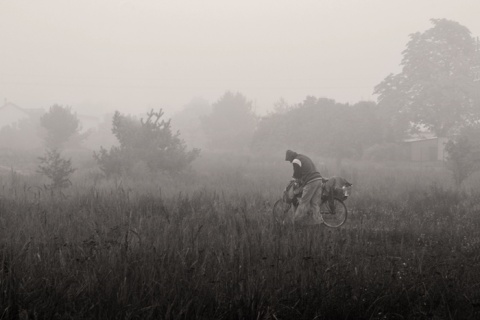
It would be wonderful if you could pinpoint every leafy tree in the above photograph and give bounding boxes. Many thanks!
[93,145,125,178]
[375,19,479,138]
[82,113,118,150]
[270,98,292,115]
[37,149,76,189]
[348,101,384,156]
[251,111,292,154]
[201,92,257,151]
[0,116,43,150]
[171,98,211,149]
[252,97,383,163]
[445,125,480,186]
[40,104,87,149]
[94,109,200,177]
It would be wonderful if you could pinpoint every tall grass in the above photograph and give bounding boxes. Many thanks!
[1,154,480,319]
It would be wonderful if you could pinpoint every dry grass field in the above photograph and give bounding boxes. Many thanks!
[1,154,480,319]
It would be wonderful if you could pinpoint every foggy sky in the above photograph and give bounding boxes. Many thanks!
[1,0,479,117]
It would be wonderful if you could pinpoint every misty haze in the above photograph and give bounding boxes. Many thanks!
[1,1,480,319]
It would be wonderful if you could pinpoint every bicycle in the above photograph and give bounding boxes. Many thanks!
[272,178,349,228]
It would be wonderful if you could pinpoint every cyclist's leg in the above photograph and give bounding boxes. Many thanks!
[311,181,324,223]
[328,189,336,212]
[323,182,336,212]
[294,180,321,225]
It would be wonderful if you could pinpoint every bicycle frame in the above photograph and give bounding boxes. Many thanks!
[284,180,334,209]
[274,179,349,227]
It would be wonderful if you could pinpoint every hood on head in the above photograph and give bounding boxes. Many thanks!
[285,150,297,162]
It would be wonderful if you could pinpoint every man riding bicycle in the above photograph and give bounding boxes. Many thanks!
[285,150,324,225]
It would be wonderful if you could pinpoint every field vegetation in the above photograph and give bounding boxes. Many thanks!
[1,15,479,320]
[0,19,479,319]
[1,153,480,320]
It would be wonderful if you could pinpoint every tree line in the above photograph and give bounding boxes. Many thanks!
[1,18,479,187]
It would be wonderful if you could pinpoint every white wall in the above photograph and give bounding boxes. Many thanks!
[0,104,29,128]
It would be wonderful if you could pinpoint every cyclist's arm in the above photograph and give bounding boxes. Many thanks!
[292,159,302,180]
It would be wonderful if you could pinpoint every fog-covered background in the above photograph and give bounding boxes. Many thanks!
[1,0,480,188]
[3,3,480,318]
[1,0,479,116]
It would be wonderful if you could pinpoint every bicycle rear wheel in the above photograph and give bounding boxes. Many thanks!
[320,198,347,228]
[272,199,292,224]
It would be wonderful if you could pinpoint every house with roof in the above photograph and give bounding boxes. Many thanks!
[0,101,31,128]
[403,132,448,162]
[0,101,103,132]
[0,101,44,128]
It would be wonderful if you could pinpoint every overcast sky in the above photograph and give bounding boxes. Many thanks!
[1,0,479,117]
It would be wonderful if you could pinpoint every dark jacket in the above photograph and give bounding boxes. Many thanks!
[285,150,322,186]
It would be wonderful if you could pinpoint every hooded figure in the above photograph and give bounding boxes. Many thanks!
[284,150,324,225]
[285,149,297,162]
[284,150,322,187]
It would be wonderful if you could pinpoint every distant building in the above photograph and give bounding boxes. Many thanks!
[0,101,44,129]
[0,101,101,131]
[0,102,30,128]
[403,133,448,162]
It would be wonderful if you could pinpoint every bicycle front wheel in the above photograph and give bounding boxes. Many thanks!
[272,199,292,224]
[320,198,348,228]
